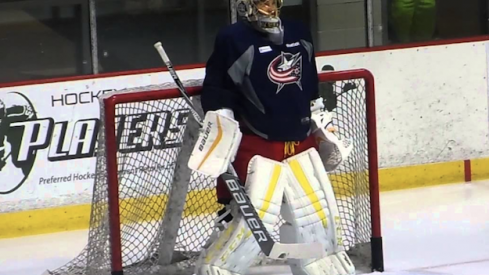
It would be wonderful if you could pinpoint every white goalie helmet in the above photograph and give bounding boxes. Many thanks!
[236,0,284,35]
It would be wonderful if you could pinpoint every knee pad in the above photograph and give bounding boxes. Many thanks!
[195,156,287,275]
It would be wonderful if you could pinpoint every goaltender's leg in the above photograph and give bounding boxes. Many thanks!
[195,154,288,275]
[281,148,355,275]
[198,134,355,275]
[195,134,318,275]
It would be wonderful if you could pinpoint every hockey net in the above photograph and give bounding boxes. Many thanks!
[45,69,383,275]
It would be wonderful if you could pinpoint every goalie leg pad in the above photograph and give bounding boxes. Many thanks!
[195,156,287,275]
[188,110,242,178]
[281,148,355,275]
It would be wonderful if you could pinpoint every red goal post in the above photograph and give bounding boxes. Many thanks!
[45,69,383,275]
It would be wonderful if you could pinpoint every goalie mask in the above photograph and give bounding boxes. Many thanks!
[237,0,284,43]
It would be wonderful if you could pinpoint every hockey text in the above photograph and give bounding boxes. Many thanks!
[51,89,116,107]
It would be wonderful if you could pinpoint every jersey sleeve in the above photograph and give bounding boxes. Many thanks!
[310,55,320,101]
[305,29,320,101]
[200,30,240,113]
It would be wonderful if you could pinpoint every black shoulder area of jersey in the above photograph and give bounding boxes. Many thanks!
[214,20,252,42]
[281,18,314,42]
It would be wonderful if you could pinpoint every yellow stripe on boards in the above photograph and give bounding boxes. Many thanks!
[471,158,489,181]
[288,159,328,227]
[378,160,465,191]
[0,189,220,239]
[4,157,489,240]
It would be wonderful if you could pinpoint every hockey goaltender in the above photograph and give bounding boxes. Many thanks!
[187,1,356,275]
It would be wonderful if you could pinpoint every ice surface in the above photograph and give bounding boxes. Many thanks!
[1,180,488,275]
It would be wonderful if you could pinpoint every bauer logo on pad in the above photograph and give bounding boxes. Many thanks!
[198,121,213,151]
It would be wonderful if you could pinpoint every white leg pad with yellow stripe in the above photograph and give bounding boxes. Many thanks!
[195,155,287,275]
[188,110,242,178]
[282,148,356,275]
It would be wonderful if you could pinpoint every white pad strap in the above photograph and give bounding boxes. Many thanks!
[195,156,287,275]
[188,110,242,177]
[282,148,355,275]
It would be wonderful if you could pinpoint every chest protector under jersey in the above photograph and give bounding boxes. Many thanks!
[201,19,320,141]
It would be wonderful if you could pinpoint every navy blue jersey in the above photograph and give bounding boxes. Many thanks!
[201,19,319,141]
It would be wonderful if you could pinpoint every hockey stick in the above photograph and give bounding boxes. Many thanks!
[154,42,325,260]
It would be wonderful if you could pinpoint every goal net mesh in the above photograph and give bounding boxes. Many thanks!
[45,72,377,275]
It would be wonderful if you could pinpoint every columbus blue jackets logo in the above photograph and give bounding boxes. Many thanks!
[267,51,303,93]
